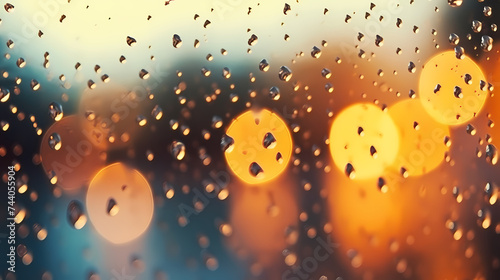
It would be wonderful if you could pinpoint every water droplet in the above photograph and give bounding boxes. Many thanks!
[31,79,40,91]
[151,105,163,120]
[67,201,87,230]
[472,20,482,33]
[485,144,498,165]
[212,115,223,129]
[484,6,492,17]
[345,163,355,179]
[172,34,182,48]
[278,66,292,82]
[48,102,63,122]
[170,141,186,160]
[201,67,211,77]
[321,68,332,79]
[106,198,119,216]
[311,46,322,58]
[48,133,62,151]
[454,86,463,98]
[0,88,10,102]
[269,86,280,100]
[283,3,291,15]
[464,74,472,84]
[126,36,137,46]
[139,69,150,79]
[396,18,403,28]
[4,3,14,12]
[408,61,416,73]
[375,35,384,47]
[16,57,26,68]
[136,115,147,127]
[454,46,465,59]
[448,0,462,7]
[259,59,270,72]
[481,35,493,52]
[248,34,258,46]
[249,162,264,178]
[370,146,378,158]
[263,132,277,149]
[466,124,476,135]
[378,177,387,192]
[221,134,235,153]
[449,33,460,45]
[203,20,211,28]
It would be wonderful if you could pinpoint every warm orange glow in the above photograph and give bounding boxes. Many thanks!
[388,99,450,176]
[329,103,400,179]
[86,163,154,244]
[419,51,488,125]
[224,108,293,185]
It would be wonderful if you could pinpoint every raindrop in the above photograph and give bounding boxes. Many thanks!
[447,0,462,7]
[311,46,322,58]
[136,115,147,127]
[484,6,492,17]
[151,105,163,120]
[263,132,277,149]
[4,3,14,12]
[449,33,460,45]
[106,198,119,216]
[248,34,258,46]
[322,68,332,78]
[345,163,355,179]
[269,86,280,100]
[139,69,150,79]
[48,102,63,122]
[455,46,465,59]
[481,35,493,52]
[357,127,365,136]
[396,18,402,28]
[67,201,87,230]
[201,67,211,77]
[212,116,223,129]
[259,59,270,72]
[222,67,231,79]
[276,152,284,163]
[31,79,40,91]
[170,141,186,160]
[0,88,10,102]
[48,133,62,151]
[377,177,387,192]
[370,146,378,158]
[375,35,384,47]
[172,34,182,48]
[249,162,264,177]
[221,134,235,153]
[472,20,482,33]
[466,124,476,135]
[283,3,291,15]
[203,20,211,28]
[454,86,463,98]
[16,57,26,68]
[485,144,498,165]
[408,62,416,73]
[464,74,472,84]
[126,36,137,46]
[278,66,293,82]
[434,84,441,93]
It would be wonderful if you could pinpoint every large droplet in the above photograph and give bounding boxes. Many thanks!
[4,3,14,12]
[472,20,482,33]
[311,46,322,58]
[449,33,460,45]
[283,3,291,15]
[278,66,293,82]
[48,102,63,122]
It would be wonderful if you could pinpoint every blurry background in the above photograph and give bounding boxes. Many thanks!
[0,0,500,279]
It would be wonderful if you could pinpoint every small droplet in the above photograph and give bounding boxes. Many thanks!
[151,105,163,120]
[212,116,223,129]
[447,0,462,7]
[464,74,472,84]
[203,20,211,28]
[408,62,416,73]
[136,115,147,126]
[322,68,332,79]
[357,127,365,136]
[222,67,231,79]
[4,3,14,12]
[370,146,377,158]
[0,88,10,102]
[31,79,40,91]
[139,69,150,79]
[396,18,402,28]
[484,6,492,17]
[434,84,442,93]
[276,152,284,163]
[466,124,476,135]
[375,35,384,47]
[454,86,463,98]
[449,33,460,45]
[16,57,26,68]
[455,46,465,59]
[172,34,182,48]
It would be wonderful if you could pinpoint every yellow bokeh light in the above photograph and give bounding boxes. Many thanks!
[86,162,154,244]
[329,103,400,180]
[224,108,293,185]
[419,51,488,125]
[388,99,450,176]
